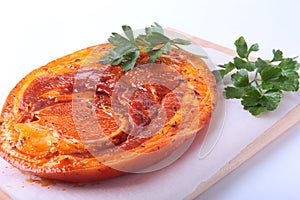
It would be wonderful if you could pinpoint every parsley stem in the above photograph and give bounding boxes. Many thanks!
[253,71,263,94]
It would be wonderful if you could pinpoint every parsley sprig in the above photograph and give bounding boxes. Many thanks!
[213,36,300,116]
[99,23,191,71]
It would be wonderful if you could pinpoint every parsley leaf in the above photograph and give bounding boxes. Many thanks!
[224,87,245,98]
[234,36,249,59]
[99,23,192,71]
[213,36,300,116]
[232,69,250,87]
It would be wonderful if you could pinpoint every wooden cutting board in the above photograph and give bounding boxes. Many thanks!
[1,29,299,200]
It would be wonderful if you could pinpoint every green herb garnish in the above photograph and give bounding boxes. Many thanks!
[99,23,192,71]
[213,36,300,116]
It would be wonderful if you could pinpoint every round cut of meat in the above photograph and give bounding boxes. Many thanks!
[0,43,217,182]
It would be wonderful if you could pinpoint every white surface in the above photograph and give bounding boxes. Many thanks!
[0,0,300,200]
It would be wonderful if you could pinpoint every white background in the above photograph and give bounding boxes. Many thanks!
[0,0,300,199]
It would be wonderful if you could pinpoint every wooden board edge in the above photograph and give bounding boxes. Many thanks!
[166,28,300,200]
[166,27,237,57]
[0,189,12,200]
[184,103,300,200]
